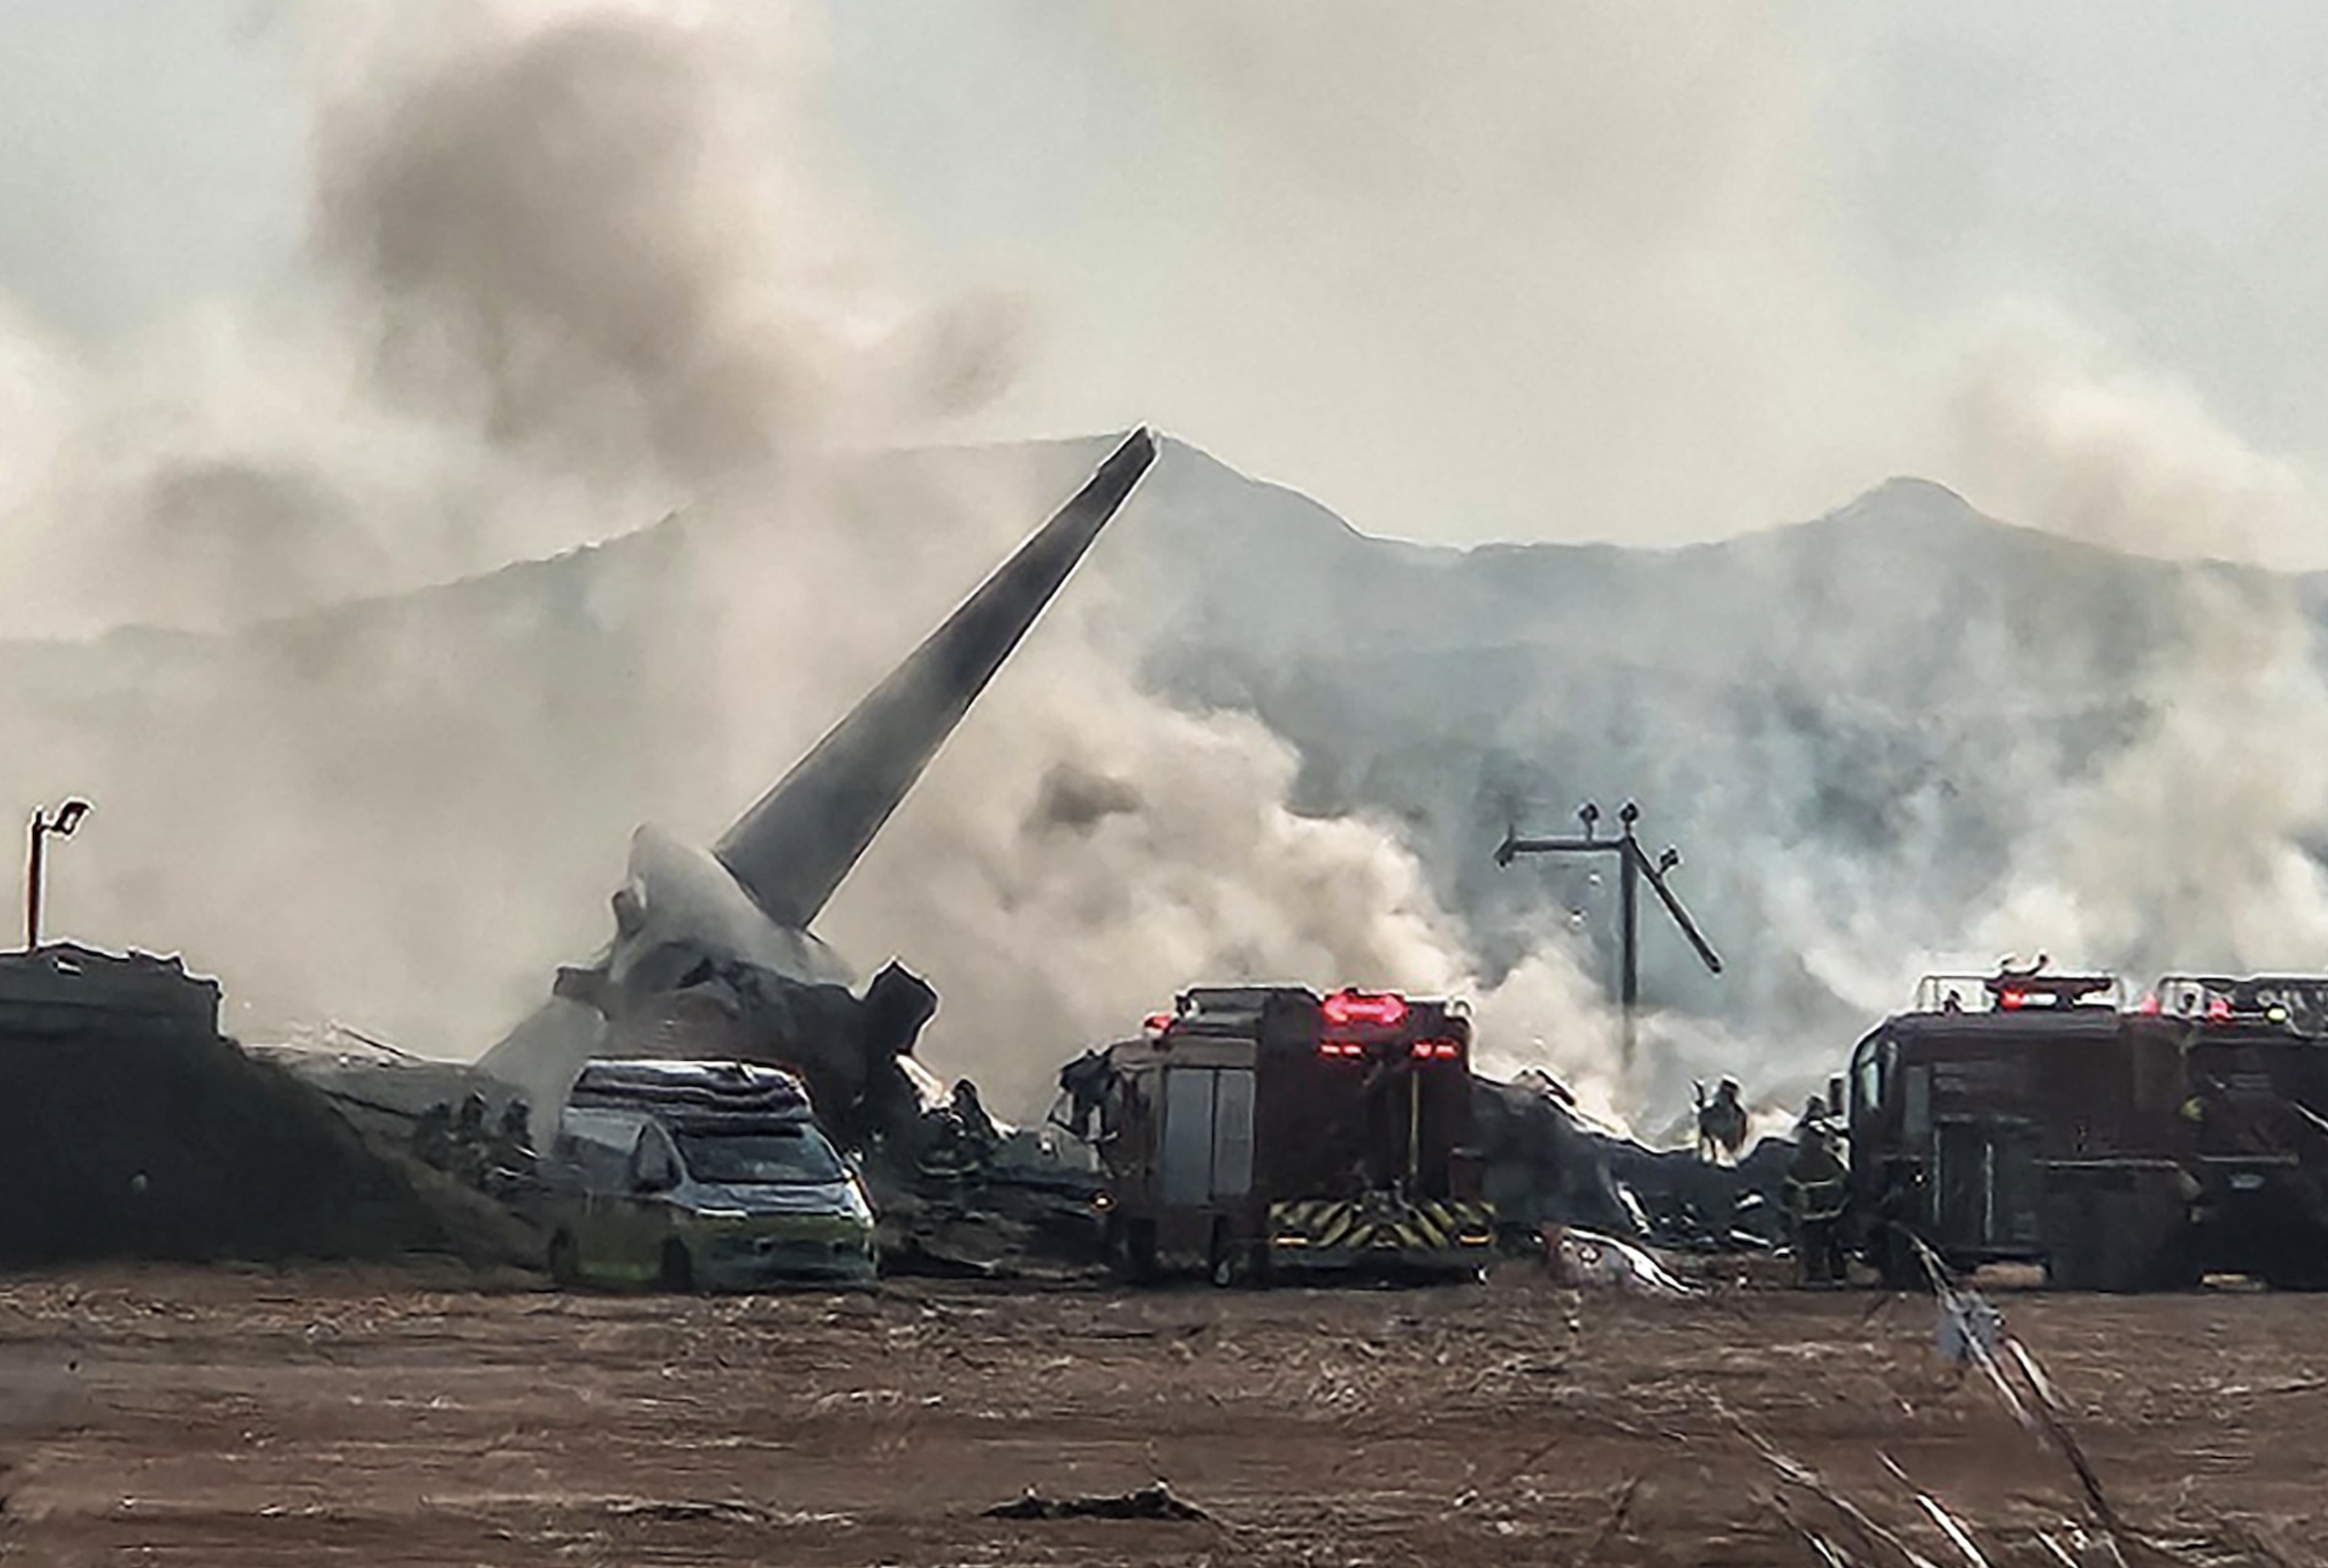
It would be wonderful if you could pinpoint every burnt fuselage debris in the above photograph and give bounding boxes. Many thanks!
[983,1483,1212,1523]
[451,431,1153,1280]
[474,429,1156,1166]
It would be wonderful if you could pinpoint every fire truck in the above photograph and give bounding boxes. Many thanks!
[2143,975,2328,1288]
[1842,966,2199,1291]
[1088,986,1495,1285]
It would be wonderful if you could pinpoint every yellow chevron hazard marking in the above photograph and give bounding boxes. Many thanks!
[1269,1198,1496,1253]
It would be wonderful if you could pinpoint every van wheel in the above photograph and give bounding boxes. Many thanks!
[548,1231,580,1288]
[660,1239,696,1293]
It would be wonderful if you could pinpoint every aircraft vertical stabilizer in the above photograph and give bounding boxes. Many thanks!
[713,427,1156,929]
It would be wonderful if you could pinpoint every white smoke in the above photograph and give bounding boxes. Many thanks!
[22,2,2328,1147]
[0,2,1628,1122]
[1738,316,2328,1028]
[1060,1,1922,549]
[1950,310,2328,570]
[1946,315,2328,982]
[820,636,1627,1122]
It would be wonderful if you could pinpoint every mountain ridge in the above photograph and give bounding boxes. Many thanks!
[2,438,2315,1113]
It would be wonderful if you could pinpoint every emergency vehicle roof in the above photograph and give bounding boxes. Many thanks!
[569,1058,811,1115]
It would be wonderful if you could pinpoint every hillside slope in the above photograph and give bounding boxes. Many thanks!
[6,437,2318,1105]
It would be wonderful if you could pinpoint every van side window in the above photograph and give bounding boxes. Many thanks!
[629,1128,680,1190]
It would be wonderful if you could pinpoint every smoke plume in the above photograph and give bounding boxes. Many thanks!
[0,2,1628,1125]
[17,2,2328,1145]
[1947,316,2328,983]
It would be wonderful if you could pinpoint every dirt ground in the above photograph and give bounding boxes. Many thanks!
[0,1262,2319,1567]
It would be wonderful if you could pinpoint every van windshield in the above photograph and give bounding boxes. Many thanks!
[674,1126,846,1186]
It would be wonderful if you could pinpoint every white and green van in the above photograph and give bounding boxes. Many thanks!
[541,1060,877,1291]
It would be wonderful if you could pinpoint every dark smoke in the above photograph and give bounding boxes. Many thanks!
[0,6,1628,1129]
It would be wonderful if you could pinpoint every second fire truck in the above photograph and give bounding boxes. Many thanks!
[1076,986,1495,1285]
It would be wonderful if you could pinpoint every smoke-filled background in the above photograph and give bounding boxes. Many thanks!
[8,1,2328,1134]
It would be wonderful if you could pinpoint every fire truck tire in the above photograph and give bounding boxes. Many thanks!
[2045,1177,2190,1292]
[2256,1245,2328,1291]
[2045,1207,2122,1292]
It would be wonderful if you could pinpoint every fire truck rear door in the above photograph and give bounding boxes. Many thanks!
[1161,1067,1256,1206]
[1212,1068,1255,1198]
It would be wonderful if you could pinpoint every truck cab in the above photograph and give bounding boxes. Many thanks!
[541,1060,877,1291]
[1094,986,1493,1284]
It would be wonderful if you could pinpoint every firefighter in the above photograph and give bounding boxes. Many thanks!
[1785,1117,1849,1285]
[487,1098,535,1189]
[950,1078,1002,1163]
[412,1101,455,1170]
[1697,1078,1748,1165]
[451,1092,491,1187]
[496,1097,533,1153]
[913,1105,980,1186]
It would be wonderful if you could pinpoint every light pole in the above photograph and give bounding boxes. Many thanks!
[1494,799,1721,1068]
[25,798,91,951]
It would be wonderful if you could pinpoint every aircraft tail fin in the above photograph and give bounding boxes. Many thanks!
[713,427,1157,929]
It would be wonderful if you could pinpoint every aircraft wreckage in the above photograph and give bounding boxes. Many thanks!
[478,427,1158,1149]
[282,423,1746,1273]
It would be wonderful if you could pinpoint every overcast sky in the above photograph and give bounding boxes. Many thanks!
[6,0,2328,557]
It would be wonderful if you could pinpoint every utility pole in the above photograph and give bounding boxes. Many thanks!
[1493,800,1721,1068]
[24,798,91,952]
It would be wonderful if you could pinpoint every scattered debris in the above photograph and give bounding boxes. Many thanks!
[1542,1224,1693,1297]
[1935,1284,2005,1367]
[603,1497,774,1525]
[982,1483,1211,1523]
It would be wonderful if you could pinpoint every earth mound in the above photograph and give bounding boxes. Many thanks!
[0,945,519,1266]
